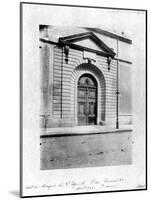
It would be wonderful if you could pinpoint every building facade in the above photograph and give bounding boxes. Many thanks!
[39,25,132,128]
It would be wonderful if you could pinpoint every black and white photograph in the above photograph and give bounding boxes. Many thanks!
[39,25,133,170]
[20,2,147,198]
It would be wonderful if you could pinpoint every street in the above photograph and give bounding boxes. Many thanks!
[40,130,132,170]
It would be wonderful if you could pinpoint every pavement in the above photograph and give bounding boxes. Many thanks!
[40,125,133,137]
[40,128,133,170]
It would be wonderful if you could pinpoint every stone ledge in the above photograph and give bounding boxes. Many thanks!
[40,125,133,138]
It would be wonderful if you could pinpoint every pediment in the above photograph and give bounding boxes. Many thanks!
[74,38,104,52]
[59,32,115,58]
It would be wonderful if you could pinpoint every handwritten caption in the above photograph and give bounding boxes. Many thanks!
[25,178,126,192]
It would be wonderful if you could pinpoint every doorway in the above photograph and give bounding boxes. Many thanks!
[78,74,97,125]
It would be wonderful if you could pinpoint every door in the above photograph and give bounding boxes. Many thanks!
[78,74,97,125]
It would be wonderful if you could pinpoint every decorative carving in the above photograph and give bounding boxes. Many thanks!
[107,56,112,71]
[63,45,70,64]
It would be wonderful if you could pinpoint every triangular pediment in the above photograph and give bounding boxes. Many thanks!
[59,32,115,58]
[73,38,104,52]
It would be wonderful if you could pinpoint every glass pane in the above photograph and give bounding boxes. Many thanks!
[78,74,97,87]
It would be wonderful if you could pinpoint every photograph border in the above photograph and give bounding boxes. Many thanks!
[20,2,147,198]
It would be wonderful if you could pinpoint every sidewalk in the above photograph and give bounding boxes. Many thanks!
[40,125,133,137]
[40,125,133,169]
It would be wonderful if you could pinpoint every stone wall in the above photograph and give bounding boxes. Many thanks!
[40,42,132,128]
